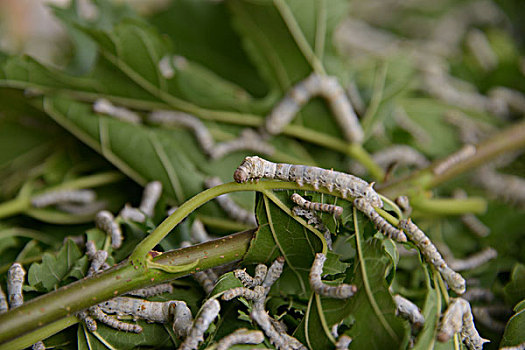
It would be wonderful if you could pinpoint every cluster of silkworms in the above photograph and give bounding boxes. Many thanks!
[263,72,364,144]
[291,206,333,250]
[437,298,489,350]
[95,211,123,249]
[393,294,425,329]
[309,253,357,299]
[348,145,429,176]
[93,98,142,124]
[179,299,221,350]
[205,177,257,226]
[1,263,45,350]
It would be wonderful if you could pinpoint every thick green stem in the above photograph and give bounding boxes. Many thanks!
[0,196,28,219]
[411,197,487,215]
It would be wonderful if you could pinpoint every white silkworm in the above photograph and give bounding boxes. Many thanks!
[489,87,525,114]
[57,201,106,215]
[216,329,265,350]
[95,210,123,249]
[172,300,194,338]
[475,165,525,206]
[434,144,476,175]
[77,310,97,332]
[250,309,289,350]
[472,306,507,333]
[31,189,96,208]
[452,189,490,237]
[158,55,175,79]
[335,335,353,350]
[127,283,173,297]
[32,341,45,350]
[7,263,25,309]
[139,181,162,217]
[290,193,343,217]
[100,297,180,323]
[438,298,467,342]
[399,219,466,294]
[89,305,143,333]
[119,204,146,223]
[292,206,333,250]
[211,128,275,160]
[179,299,220,350]
[466,29,498,71]
[394,196,412,217]
[0,286,7,314]
[346,80,365,115]
[309,253,357,299]
[353,198,407,243]
[462,305,490,350]
[93,98,141,124]
[262,256,285,291]
[222,286,266,302]
[191,219,213,244]
[85,240,97,260]
[349,145,429,176]
[264,73,364,144]
[463,288,494,303]
[148,111,215,157]
[234,264,268,288]
[394,294,425,328]
[393,106,431,145]
[87,250,108,276]
[205,177,257,226]
[234,156,383,208]
[194,269,218,294]
[448,247,497,271]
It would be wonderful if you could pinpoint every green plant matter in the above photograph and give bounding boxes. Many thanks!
[0,0,524,349]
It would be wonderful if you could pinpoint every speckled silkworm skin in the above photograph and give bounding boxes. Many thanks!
[433,144,476,175]
[394,294,425,328]
[7,263,25,308]
[172,300,194,338]
[127,283,173,297]
[205,177,257,226]
[399,219,466,294]
[87,250,108,276]
[264,73,364,144]
[158,55,175,79]
[77,310,97,332]
[89,305,143,333]
[292,206,333,250]
[291,193,343,217]
[211,129,275,160]
[0,286,8,314]
[354,198,407,243]
[250,309,291,350]
[31,189,96,208]
[93,99,141,124]
[138,181,162,217]
[100,297,174,323]
[222,286,266,302]
[216,329,265,350]
[179,299,220,350]
[148,111,215,157]
[119,204,146,223]
[234,156,383,208]
[32,341,45,350]
[234,264,268,288]
[262,256,285,291]
[448,247,497,271]
[194,270,217,294]
[95,210,123,249]
[335,335,353,350]
[309,253,357,299]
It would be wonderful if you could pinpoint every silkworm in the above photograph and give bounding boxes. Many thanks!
[309,253,357,299]
[489,87,525,114]
[119,204,146,223]
[31,189,96,208]
[93,98,141,124]
[335,335,353,350]
[349,145,429,176]
[32,342,45,350]
[148,111,215,157]
[472,306,507,333]
[462,304,490,350]
[77,310,97,332]
[0,286,7,314]
[89,305,143,333]
[138,181,162,217]
[262,256,285,291]
[434,144,476,175]
[463,288,494,303]
[158,55,175,79]
[264,73,364,144]
[7,263,25,309]
[194,270,218,294]
[393,106,431,145]
[394,294,425,328]
[452,189,490,237]
[216,328,265,350]
[87,250,108,276]
[95,210,123,249]
[292,206,333,250]
[100,296,174,323]
[222,286,266,302]
[191,219,213,243]
[353,198,407,243]
[234,264,268,288]
[85,240,97,260]
[475,165,525,206]
[346,80,365,115]
[179,299,220,350]
[394,196,412,217]
[466,29,498,71]
[127,283,173,297]
[205,177,257,226]
[57,201,106,215]
[444,110,489,145]
[448,247,497,271]
[171,300,194,338]
[211,128,275,160]
[234,156,383,208]
[399,219,466,294]
[250,308,290,350]
[291,193,343,217]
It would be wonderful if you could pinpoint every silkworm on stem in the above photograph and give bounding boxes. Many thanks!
[394,294,425,328]
[292,206,333,250]
[216,328,265,350]
[93,98,141,124]
[95,210,123,249]
[89,305,143,333]
[354,198,407,242]
[309,253,357,299]
[194,269,218,294]
[99,297,184,324]
[448,247,497,271]
[31,189,96,208]
[7,263,25,309]
[179,299,220,350]
[119,204,146,223]
[87,250,108,276]
[139,181,162,217]
[158,55,175,79]
[335,335,353,350]
[262,256,285,291]
[127,283,174,298]
[434,144,476,175]
[291,193,343,217]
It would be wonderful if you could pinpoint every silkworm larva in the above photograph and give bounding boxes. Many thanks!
[31,189,96,208]
[139,181,162,217]
[463,288,494,303]
[489,87,525,114]
[346,80,365,115]
[448,247,497,271]
[7,263,25,309]
[95,210,123,249]
[0,286,8,314]
[399,219,466,294]
[89,305,143,333]
[179,299,220,350]
[216,328,265,350]
[462,303,490,350]
[264,73,364,144]
[452,189,491,237]
[194,269,217,294]
[250,308,290,350]
[354,198,407,243]
[475,166,525,207]
[234,264,268,288]
[87,250,108,276]
[127,283,173,298]
[394,196,412,217]
[466,29,498,71]
[309,253,357,299]
[335,335,353,350]
[190,219,214,244]
[93,98,141,124]
[393,106,431,145]
[262,256,285,291]
[291,193,343,217]
[222,286,266,302]
[85,240,97,260]
[234,156,383,208]
[210,128,275,160]
[291,206,333,250]
[171,300,194,338]
[148,111,215,157]
[394,294,425,328]
[56,200,106,216]
[77,310,97,332]
[119,204,146,223]
[100,297,178,323]
[205,177,257,226]
[433,144,476,175]
[158,55,175,79]
[472,306,507,333]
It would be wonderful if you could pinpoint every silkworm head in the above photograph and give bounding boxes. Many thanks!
[363,182,383,208]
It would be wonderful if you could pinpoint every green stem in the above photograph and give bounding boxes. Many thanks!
[411,197,487,215]
[349,144,385,180]
[0,197,29,219]
[196,215,251,232]
[361,62,387,137]
[0,255,43,275]
[42,171,124,193]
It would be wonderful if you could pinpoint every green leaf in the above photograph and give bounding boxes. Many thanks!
[501,300,525,348]
[504,264,525,306]
[412,269,441,350]
[27,239,83,291]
